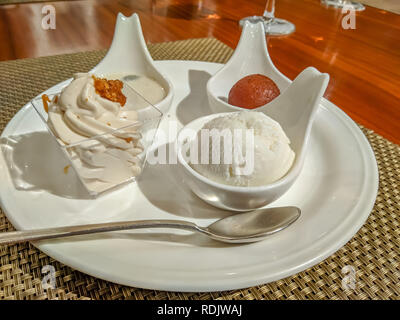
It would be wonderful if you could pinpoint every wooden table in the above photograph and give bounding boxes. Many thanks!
[0,0,399,143]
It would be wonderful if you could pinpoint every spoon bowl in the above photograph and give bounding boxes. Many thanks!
[205,206,300,243]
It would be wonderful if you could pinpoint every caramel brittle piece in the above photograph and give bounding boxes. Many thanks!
[42,94,51,113]
[92,75,127,106]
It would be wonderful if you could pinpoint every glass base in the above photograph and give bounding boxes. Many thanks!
[239,16,295,36]
[321,0,365,11]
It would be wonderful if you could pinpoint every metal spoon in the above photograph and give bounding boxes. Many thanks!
[0,206,300,245]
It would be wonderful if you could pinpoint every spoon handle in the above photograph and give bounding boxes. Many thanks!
[0,220,201,245]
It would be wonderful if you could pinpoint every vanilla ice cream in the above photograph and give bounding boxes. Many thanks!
[46,73,143,193]
[189,111,295,187]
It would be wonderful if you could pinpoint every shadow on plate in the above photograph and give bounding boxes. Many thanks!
[137,142,231,219]
[0,131,90,199]
[176,69,213,125]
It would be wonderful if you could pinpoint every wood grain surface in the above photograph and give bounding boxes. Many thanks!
[0,0,399,143]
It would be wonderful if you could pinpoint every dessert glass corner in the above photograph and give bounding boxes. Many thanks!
[30,81,163,197]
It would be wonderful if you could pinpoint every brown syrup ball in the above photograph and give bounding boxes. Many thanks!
[228,74,280,109]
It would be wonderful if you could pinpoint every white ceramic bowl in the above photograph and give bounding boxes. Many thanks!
[206,21,291,114]
[92,13,174,114]
[176,113,300,211]
[197,21,330,211]
[179,66,329,211]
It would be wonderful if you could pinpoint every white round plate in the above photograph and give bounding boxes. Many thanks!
[0,61,378,292]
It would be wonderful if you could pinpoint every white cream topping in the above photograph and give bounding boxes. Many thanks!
[47,73,143,193]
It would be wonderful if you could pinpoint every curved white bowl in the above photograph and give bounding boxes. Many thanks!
[189,21,330,211]
[190,67,329,211]
[207,21,291,114]
[206,21,327,116]
[92,13,174,114]
[177,112,304,211]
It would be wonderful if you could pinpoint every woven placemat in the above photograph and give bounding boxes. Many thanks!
[0,38,399,300]
[358,0,400,14]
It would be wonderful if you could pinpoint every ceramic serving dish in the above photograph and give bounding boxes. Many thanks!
[93,13,173,114]
[180,21,329,211]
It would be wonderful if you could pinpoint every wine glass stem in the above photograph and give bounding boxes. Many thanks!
[264,0,275,19]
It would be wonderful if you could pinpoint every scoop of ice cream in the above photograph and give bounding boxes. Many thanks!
[189,111,295,187]
[47,73,143,192]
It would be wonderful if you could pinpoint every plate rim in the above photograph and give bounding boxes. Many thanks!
[0,60,379,292]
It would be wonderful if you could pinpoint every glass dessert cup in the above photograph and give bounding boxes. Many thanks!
[31,81,163,197]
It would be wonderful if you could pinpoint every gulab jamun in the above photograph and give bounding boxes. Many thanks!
[228,74,280,109]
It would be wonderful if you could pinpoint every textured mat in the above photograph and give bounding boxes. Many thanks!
[0,38,399,300]
[358,0,399,14]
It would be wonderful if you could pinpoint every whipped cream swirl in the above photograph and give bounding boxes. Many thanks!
[47,73,143,193]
